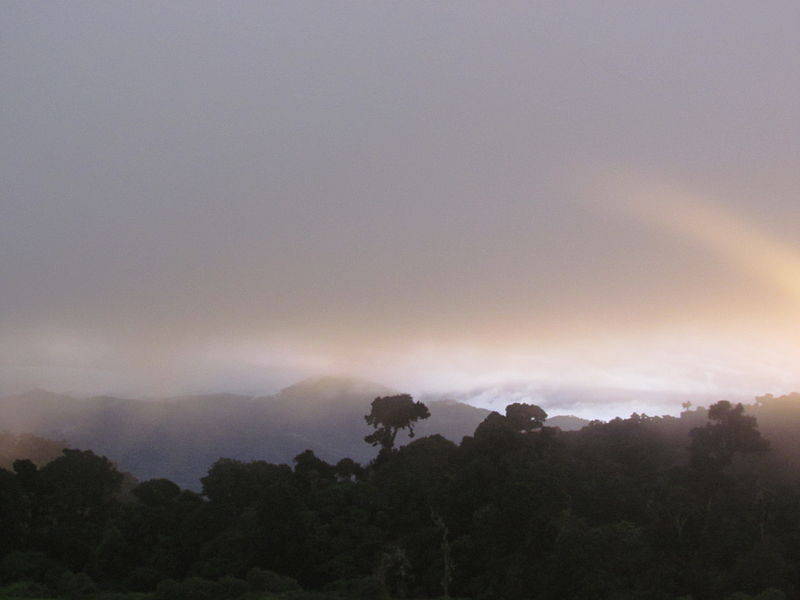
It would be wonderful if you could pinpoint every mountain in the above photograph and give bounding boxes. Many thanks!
[0,376,598,489]
[545,414,591,431]
[0,377,491,488]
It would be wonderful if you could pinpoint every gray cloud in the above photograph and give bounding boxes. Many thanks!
[2,2,799,411]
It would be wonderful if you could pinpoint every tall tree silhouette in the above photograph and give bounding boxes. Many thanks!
[505,403,548,432]
[364,395,430,452]
[689,400,769,470]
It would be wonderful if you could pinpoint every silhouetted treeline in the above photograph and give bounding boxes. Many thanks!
[1,394,799,600]
[0,379,528,489]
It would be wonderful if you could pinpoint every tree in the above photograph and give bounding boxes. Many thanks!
[33,449,124,571]
[364,395,430,452]
[37,449,123,522]
[689,401,769,470]
[473,403,548,441]
[132,478,181,507]
[293,450,335,491]
[505,403,548,432]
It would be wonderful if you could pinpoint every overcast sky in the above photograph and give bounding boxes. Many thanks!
[2,2,799,416]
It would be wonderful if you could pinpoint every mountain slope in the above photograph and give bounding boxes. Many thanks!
[0,376,595,489]
[0,377,487,488]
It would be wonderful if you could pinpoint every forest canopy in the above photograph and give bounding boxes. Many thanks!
[0,394,797,600]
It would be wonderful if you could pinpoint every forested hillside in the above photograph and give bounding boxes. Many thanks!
[2,393,800,599]
[0,377,587,488]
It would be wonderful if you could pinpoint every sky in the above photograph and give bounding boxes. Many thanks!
[2,2,799,418]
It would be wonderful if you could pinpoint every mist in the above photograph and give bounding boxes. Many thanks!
[2,2,799,414]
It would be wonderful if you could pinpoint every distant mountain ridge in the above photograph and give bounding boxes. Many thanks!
[0,376,588,489]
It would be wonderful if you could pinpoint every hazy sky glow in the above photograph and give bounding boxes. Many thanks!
[2,2,799,417]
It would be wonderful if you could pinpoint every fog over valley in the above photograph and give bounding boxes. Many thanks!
[3,4,800,597]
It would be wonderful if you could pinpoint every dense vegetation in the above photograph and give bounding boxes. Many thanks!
[2,393,800,600]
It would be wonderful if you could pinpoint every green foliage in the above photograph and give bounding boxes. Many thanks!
[754,589,788,600]
[726,590,787,600]
[0,553,53,585]
[505,403,548,432]
[246,568,300,594]
[217,576,248,599]
[280,592,347,600]
[132,479,182,507]
[123,568,162,593]
[2,395,799,600]
[155,577,224,600]
[0,580,51,598]
[324,577,387,600]
[689,401,769,470]
[57,572,97,600]
[88,593,154,600]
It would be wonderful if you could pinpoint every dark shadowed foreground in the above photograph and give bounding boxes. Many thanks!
[2,390,800,600]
